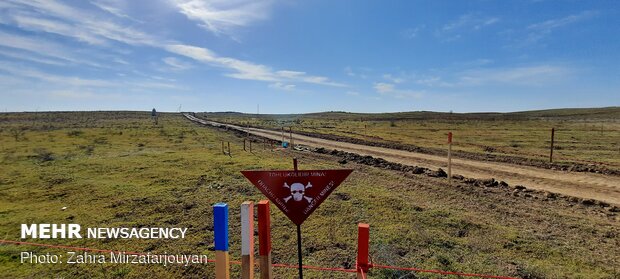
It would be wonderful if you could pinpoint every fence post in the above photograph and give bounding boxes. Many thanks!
[289,127,294,148]
[258,200,273,279]
[222,141,225,154]
[241,202,255,279]
[228,142,231,157]
[549,128,555,163]
[244,139,246,151]
[214,203,230,279]
[356,223,370,279]
[448,132,452,184]
[250,140,252,153]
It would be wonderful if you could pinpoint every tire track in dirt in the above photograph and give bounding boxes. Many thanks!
[185,114,620,205]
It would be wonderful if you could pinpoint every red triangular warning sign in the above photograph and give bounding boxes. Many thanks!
[241,169,353,225]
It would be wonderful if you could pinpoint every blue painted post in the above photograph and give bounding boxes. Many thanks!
[214,203,230,279]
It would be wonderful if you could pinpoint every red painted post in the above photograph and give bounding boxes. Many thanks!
[257,200,273,279]
[356,223,370,278]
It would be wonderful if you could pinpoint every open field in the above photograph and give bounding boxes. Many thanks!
[199,107,620,170]
[1,112,619,278]
[188,114,620,205]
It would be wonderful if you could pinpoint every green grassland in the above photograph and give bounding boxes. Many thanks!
[0,112,618,278]
[201,107,620,168]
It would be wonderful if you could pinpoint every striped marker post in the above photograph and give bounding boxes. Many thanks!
[213,203,230,279]
[241,201,255,279]
[258,200,273,279]
[356,223,370,279]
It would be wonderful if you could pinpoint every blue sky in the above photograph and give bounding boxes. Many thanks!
[0,0,619,113]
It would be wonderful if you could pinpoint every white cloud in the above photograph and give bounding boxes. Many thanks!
[414,76,445,87]
[0,31,103,67]
[374,82,395,94]
[4,0,157,46]
[437,13,499,41]
[171,0,274,36]
[90,0,143,23]
[343,66,370,79]
[11,14,107,45]
[373,82,423,99]
[0,48,66,66]
[382,74,404,84]
[1,0,345,91]
[401,26,424,39]
[346,91,360,96]
[269,82,295,91]
[0,62,181,91]
[457,65,570,86]
[165,44,346,86]
[408,64,572,88]
[442,13,499,32]
[276,70,305,78]
[0,62,113,87]
[163,57,193,71]
[524,10,598,45]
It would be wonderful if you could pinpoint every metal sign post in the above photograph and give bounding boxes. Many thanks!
[241,159,353,279]
[293,159,303,279]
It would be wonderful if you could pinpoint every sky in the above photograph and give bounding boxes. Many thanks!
[0,0,619,113]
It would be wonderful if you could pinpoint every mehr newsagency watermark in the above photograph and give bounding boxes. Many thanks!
[18,223,208,266]
[21,251,207,266]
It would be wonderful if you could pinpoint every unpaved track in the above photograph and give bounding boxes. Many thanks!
[185,114,620,205]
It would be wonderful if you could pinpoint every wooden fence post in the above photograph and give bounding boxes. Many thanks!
[448,132,453,184]
[289,127,293,148]
[550,128,555,163]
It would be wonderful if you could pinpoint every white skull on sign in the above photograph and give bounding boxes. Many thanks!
[283,182,313,203]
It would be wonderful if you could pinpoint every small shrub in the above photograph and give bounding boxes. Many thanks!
[93,137,108,144]
[67,130,84,137]
[10,127,27,141]
[79,145,95,155]
[389,120,397,127]
[33,148,54,162]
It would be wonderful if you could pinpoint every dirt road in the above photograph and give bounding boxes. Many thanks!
[185,114,620,205]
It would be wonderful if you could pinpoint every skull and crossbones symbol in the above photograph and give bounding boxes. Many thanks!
[283,182,313,203]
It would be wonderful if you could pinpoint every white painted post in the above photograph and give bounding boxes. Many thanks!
[241,202,254,279]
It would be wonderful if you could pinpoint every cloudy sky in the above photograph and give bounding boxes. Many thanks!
[0,0,619,113]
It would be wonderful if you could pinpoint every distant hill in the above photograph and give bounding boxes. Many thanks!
[202,107,620,121]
